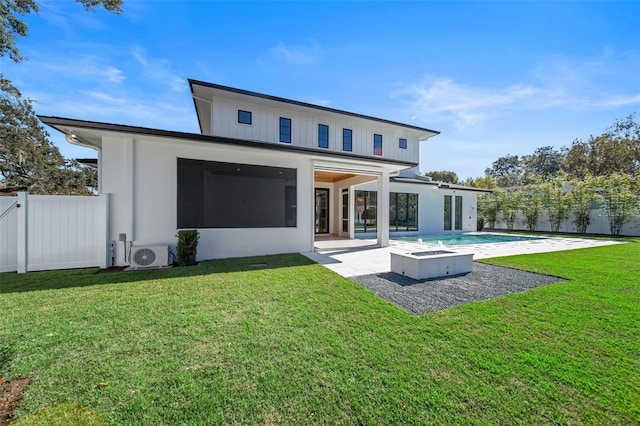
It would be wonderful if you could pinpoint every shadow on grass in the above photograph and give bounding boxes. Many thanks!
[0,253,317,294]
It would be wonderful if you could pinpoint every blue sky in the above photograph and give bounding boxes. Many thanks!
[4,0,639,180]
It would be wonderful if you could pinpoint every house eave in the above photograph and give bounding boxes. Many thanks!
[38,115,419,168]
[390,177,493,193]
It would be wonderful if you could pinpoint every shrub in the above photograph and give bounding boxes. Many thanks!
[176,230,200,266]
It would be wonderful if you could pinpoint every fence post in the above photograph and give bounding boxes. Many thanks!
[98,194,110,269]
[17,192,28,274]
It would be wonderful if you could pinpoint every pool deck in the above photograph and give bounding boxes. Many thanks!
[302,234,623,278]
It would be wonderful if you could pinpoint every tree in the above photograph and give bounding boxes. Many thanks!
[1,0,122,63]
[485,154,524,188]
[464,175,496,189]
[518,184,544,231]
[594,173,639,236]
[542,175,571,233]
[607,114,640,176]
[568,176,598,234]
[563,115,639,179]
[563,138,591,180]
[478,193,498,228]
[425,170,459,184]
[0,77,96,194]
[496,189,521,230]
[522,146,565,182]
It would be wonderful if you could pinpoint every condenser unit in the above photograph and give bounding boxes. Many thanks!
[127,244,171,270]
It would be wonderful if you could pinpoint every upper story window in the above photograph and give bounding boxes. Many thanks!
[279,117,292,143]
[374,134,382,156]
[399,138,407,149]
[343,128,352,152]
[238,110,252,125]
[318,124,329,149]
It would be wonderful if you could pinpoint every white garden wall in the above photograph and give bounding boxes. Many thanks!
[490,209,640,236]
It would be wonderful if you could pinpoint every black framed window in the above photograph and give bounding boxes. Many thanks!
[177,158,297,228]
[318,124,329,148]
[390,192,418,232]
[455,195,463,230]
[444,195,452,231]
[343,128,352,152]
[279,117,291,143]
[238,110,252,125]
[399,138,407,149]
[374,134,382,156]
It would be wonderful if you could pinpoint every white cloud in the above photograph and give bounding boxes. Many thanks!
[394,52,640,129]
[31,56,126,85]
[30,87,196,133]
[264,41,321,65]
[103,66,125,83]
[392,77,539,128]
[130,47,186,93]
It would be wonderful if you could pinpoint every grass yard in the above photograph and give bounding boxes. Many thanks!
[1,241,639,424]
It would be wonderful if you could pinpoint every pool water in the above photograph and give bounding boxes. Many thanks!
[394,233,544,245]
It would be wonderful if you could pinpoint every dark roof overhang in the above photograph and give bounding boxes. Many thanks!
[390,176,493,193]
[38,115,419,168]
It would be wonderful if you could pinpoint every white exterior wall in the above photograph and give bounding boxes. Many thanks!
[355,181,479,235]
[100,135,316,265]
[209,98,421,163]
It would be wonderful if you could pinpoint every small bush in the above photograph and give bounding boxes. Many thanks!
[176,230,199,266]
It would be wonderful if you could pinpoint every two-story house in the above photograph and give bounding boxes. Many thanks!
[39,80,482,266]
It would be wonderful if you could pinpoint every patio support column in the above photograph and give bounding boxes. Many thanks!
[377,171,389,247]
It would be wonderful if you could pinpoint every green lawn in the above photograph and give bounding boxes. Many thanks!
[1,242,638,425]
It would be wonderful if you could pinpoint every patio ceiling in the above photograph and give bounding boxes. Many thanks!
[314,170,358,183]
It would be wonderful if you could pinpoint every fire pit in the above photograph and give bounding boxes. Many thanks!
[390,250,473,280]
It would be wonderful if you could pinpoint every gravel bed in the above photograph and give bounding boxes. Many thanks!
[351,262,565,315]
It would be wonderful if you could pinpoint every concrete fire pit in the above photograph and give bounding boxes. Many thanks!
[390,250,473,280]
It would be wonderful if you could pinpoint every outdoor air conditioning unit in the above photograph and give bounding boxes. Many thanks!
[127,244,171,270]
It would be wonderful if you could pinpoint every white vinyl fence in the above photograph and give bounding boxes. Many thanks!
[0,193,108,273]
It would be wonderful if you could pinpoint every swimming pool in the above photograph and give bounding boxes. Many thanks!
[393,233,544,245]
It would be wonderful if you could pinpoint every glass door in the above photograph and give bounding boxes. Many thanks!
[342,190,349,234]
[315,188,329,234]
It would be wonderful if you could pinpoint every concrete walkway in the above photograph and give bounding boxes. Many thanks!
[302,234,622,278]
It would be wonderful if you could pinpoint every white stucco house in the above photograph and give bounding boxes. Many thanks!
[38,80,486,266]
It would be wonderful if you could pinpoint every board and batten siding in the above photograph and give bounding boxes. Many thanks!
[209,98,420,163]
